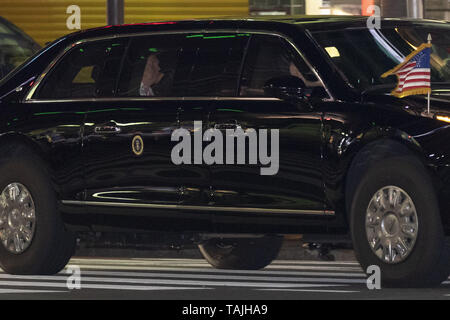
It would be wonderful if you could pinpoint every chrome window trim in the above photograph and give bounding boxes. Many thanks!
[61,200,335,216]
[24,29,334,102]
[24,96,282,103]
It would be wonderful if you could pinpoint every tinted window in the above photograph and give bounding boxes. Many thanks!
[38,39,127,99]
[240,35,323,97]
[313,26,450,91]
[185,33,249,96]
[0,18,40,79]
[117,34,189,97]
[117,33,249,97]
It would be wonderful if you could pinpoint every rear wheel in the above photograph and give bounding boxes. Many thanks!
[350,156,450,287]
[0,145,75,275]
[198,236,282,270]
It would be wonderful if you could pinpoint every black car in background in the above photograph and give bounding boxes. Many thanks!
[0,17,40,80]
[0,16,450,287]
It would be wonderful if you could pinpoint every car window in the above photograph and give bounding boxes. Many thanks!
[184,33,249,97]
[0,36,36,79]
[117,34,188,97]
[239,34,324,97]
[117,33,249,98]
[0,19,39,80]
[37,39,127,99]
[313,26,450,91]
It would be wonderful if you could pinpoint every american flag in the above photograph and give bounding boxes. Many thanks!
[381,43,431,98]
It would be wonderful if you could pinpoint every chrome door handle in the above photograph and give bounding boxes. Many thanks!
[213,122,242,130]
[94,125,121,134]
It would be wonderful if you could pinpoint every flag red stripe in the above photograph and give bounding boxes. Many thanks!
[398,80,430,90]
[397,66,414,74]
[396,63,417,75]
[397,68,419,76]
[399,77,431,83]
[402,79,427,87]
[396,85,430,91]
[400,79,430,84]
[399,72,430,78]
[396,85,430,92]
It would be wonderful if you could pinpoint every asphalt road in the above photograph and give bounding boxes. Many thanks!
[0,257,449,300]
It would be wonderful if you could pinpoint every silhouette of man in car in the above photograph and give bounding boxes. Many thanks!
[140,53,173,96]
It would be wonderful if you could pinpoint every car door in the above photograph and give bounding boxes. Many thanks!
[208,34,328,214]
[82,34,190,208]
[177,32,250,206]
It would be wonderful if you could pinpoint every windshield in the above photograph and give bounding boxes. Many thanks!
[312,24,450,92]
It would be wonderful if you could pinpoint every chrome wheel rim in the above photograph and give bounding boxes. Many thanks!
[0,183,36,254]
[365,185,418,264]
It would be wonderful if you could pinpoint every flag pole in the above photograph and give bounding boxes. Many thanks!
[427,33,432,114]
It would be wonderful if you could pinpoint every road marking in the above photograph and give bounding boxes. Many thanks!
[0,271,366,284]
[270,260,359,265]
[0,274,350,288]
[119,258,359,266]
[0,289,66,294]
[70,258,360,267]
[0,281,211,291]
[0,258,372,296]
[65,263,364,273]
[257,288,360,293]
[78,269,366,279]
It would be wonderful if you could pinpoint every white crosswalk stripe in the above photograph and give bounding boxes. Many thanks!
[0,258,371,295]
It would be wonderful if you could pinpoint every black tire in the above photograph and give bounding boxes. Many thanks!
[0,144,76,275]
[350,155,450,287]
[198,236,283,270]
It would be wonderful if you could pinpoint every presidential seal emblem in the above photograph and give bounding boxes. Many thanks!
[132,135,144,156]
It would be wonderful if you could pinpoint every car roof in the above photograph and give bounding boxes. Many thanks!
[61,15,449,42]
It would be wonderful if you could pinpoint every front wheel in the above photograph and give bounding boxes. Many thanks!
[198,236,283,270]
[0,146,75,275]
[350,156,450,287]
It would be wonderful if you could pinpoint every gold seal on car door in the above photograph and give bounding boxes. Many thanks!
[132,135,144,156]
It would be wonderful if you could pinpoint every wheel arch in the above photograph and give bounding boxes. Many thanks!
[341,127,434,221]
[0,132,50,164]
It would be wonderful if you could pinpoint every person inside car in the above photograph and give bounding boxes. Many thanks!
[140,54,164,96]
[139,52,175,97]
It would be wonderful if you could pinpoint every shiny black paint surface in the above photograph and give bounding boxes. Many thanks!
[83,100,181,206]
[208,99,324,210]
[1,101,86,201]
[0,17,450,235]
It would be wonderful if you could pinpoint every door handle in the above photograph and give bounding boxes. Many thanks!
[94,124,121,134]
[213,122,242,130]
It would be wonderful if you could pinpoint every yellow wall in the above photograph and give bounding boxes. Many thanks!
[124,0,249,22]
[0,0,249,46]
[1,0,106,46]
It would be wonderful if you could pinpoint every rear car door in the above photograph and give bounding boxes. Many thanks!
[30,38,129,205]
[82,34,189,208]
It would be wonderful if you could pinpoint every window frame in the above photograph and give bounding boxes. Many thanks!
[24,30,333,102]
[115,32,249,98]
[238,33,327,98]
[30,37,130,100]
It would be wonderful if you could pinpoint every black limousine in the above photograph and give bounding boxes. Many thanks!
[0,16,449,287]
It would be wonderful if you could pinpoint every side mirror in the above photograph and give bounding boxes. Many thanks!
[263,75,312,102]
